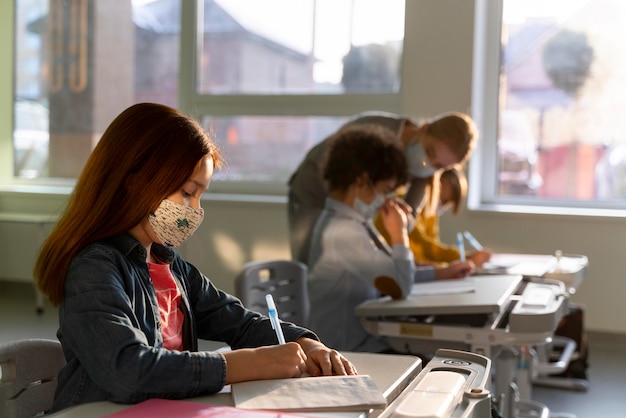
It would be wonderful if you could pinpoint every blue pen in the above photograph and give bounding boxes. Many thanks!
[463,231,484,251]
[265,294,286,345]
[456,232,466,262]
[456,232,469,277]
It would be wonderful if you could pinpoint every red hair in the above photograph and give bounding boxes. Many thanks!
[34,103,222,306]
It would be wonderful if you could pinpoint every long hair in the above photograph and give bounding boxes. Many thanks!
[425,112,478,164]
[422,168,467,217]
[323,124,408,193]
[441,168,467,215]
[34,103,223,306]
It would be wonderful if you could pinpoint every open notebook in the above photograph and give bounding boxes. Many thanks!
[232,374,386,413]
[475,253,557,277]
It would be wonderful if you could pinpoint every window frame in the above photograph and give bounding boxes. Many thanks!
[177,0,405,196]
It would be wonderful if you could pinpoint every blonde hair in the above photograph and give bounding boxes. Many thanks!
[440,168,467,215]
[422,168,467,217]
[425,112,478,164]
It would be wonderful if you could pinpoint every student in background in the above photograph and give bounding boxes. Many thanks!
[287,111,478,265]
[34,103,356,413]
[306,124,474,353]
[376,168,492,266]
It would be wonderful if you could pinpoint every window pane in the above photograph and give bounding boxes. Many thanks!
[201,115,347,182]
[499,0,626,201]
[13,0,181,180]
[12,0,403,183]
[196,0,405,95]
[14,0,49,179]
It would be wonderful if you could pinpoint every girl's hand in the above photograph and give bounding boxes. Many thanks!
[297,337,358,377]
[468,249,492,267]
[223,342,308,383]
[379,200,409,246]
[435,260,475,279]
[390,197,416,231]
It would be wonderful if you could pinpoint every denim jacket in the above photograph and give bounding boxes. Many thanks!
[52,233,317,412]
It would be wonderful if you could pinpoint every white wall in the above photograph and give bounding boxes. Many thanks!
[1,1,625,334]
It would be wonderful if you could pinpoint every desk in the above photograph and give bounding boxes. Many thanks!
[476,252,588,294]
[356,274,570,418]
[49,351,422,418]
[477,252,590,394]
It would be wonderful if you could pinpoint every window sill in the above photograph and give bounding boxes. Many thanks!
[469,201,626,219]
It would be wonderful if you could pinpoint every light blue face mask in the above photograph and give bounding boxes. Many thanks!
[354,193,386,220]
[436,203,451,217]
[406,143,437,178]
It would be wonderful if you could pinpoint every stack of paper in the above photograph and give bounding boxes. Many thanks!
[232,374,387,413]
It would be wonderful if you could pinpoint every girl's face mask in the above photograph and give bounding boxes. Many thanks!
[436,203,452,217]
[354,193,386,220]
[149,199,204,248]
[406,143,437,178]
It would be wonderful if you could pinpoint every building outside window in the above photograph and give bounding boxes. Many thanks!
[490,0,626,206]
[11,0,626,210]
[12,0,404,184]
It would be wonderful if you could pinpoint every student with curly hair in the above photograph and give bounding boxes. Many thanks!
[306,124,474,353]
[288,111,478,266]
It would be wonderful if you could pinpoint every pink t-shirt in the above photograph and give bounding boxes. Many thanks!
[148,262,184,351]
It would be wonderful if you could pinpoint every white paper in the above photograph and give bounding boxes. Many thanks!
[232,375,386,412]
[411,278,475,296]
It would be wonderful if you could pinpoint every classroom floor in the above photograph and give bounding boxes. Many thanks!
[1,281,625,418]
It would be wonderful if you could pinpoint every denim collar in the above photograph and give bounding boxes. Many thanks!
[104,233,176,264]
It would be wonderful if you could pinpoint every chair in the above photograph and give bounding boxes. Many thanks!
[0,339,66,418]
[235,259,310,327]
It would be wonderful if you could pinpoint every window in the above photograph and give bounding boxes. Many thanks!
[13,0,181,180]
[194,0,403,95]
[473,0,626,211]
[11,0,405,189]
[182,0,405,188]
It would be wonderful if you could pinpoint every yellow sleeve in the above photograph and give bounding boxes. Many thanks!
[408,213,460,264]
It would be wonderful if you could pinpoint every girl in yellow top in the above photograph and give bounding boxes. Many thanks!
[376,168,491,266]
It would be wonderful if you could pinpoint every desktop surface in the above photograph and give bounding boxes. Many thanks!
[48,351,422,418]
[356,274,523,318]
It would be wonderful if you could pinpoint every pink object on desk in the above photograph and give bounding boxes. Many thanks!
[103,398,314,418]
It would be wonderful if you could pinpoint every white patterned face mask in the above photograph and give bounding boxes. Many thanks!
[148,199,204,248]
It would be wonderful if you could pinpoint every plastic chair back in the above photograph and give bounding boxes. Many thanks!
[235,259,310,327]
[0,338,65,418]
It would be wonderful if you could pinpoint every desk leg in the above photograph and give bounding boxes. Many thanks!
[493,347,517,418]
[495,345,551,418]
[515,345,534,400]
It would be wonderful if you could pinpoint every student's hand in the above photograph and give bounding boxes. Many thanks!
[389,197,413,217]
[297,337,358,377]
[435,260,475,279]
[223,342,308,383]
[468,249,492,267]
[390,197,416,231]
[379,200,409,246]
